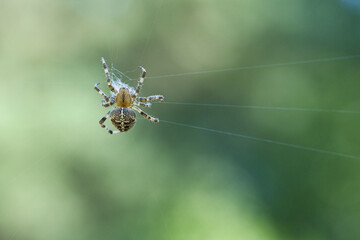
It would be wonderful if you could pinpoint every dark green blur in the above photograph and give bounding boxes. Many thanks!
[0,0,360,239]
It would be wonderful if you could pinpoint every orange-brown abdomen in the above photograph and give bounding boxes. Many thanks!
[115,88,133,107]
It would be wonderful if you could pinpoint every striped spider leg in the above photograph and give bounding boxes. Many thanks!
[136,95,164,103]
[94,82,115,107]
[134,94,164,108]
[135,66,146,97]
[132,66,164,116]
[101,97,115,107]
[134,101,152,108]
[95,58,120,107]
[133,65,164,103]
[99,111,120,135]
[94,82,110,102]
[101,57,117,94]
[131,105,159,123]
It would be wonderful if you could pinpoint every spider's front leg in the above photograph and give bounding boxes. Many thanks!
[101,57,116,94]
[99,110,120,134]
[131,106,159,123]
[94,83,110,102]
[135,66,146,96]
[136,95,164,103]
[102,96,115,107]
[134,101,152,108]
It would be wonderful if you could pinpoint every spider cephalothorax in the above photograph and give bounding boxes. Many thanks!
[94,57,164,134]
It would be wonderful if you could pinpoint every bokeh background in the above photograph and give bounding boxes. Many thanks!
[1,0,360,239]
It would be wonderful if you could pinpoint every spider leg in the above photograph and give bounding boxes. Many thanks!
[131,106,159,123]
[136,95,164,103]
[99,111,120,134]
[134,101,152,108]
[135,66,146,96]
[102,96,115,107]
[101,57,116,94]
[94,83,110,102]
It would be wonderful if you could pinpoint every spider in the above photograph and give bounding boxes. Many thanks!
[94,57,164,134]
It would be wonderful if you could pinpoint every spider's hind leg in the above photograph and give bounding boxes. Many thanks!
[131,106,159,123]
[99,110,120,134]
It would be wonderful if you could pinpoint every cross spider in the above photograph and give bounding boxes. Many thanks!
[94,57,164,134]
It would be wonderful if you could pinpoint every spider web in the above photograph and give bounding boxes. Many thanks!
[130,54,360,160]
[103,0,360,161]
[107,64,137,94]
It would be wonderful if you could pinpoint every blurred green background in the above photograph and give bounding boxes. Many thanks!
[1,0,360,239]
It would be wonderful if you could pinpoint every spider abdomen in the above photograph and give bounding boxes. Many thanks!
[110,107,136,132]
